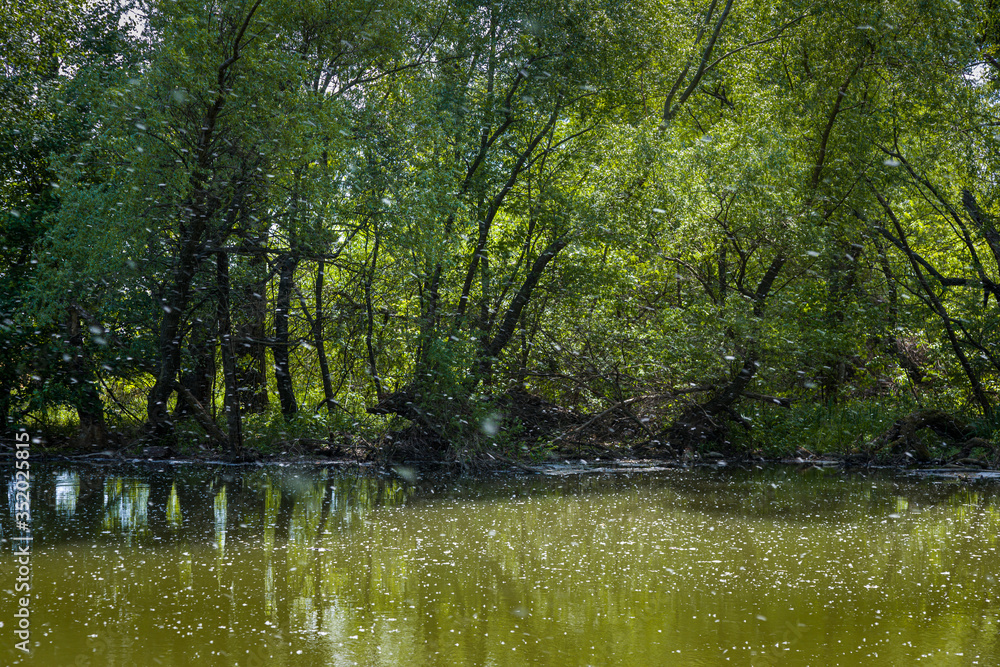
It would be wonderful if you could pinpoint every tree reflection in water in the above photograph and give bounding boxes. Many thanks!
[3,465,1000,666]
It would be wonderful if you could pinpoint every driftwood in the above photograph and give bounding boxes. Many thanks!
[551,394,668,445]
[550,388,716,446]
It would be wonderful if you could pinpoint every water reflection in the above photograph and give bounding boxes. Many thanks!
[2,465,1000,665]
[54,470,80,517]
[214,484,227,556]
[166,483,182,529]
[101,477,150,539]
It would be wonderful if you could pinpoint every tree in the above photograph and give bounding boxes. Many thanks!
[1,0,138,441]
[364,0,695,443]
[7,0,997,459]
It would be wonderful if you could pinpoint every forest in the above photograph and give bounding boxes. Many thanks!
[2,0,999,464]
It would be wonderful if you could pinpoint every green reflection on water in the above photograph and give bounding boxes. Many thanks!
[3,465,1000,665]
[167,483,182,530]
[54,471,79,518]
[101,477,150,541]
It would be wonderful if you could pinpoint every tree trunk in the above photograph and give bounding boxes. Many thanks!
[174,322,215,421]
[479,235,568,378]
[174,381,227,445]
[310,259,337,413]
[235,243,269,413]
[67,309,106,447]
[370,236,570,429]
[146,267,194,440]
[217,250,242,452]
[0,383,10,437]
[143,0,262,439]
[76,395,106,448]
[273,253,298,420]
[874,190,993,418]
[364,235,384,399]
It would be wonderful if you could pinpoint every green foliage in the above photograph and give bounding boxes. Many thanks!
[3,0,999,460]
[739,398,918,457]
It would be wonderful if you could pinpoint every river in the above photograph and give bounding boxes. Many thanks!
[2,462,998,665]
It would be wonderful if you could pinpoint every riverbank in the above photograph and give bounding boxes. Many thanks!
[2,445,998,480]
[4,394,997,470]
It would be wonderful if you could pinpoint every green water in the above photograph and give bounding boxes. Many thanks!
[2,463,1000,665]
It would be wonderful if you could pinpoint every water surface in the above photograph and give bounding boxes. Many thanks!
[2,463,999,665]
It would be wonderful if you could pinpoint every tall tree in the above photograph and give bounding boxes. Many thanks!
[2,0,137,440]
